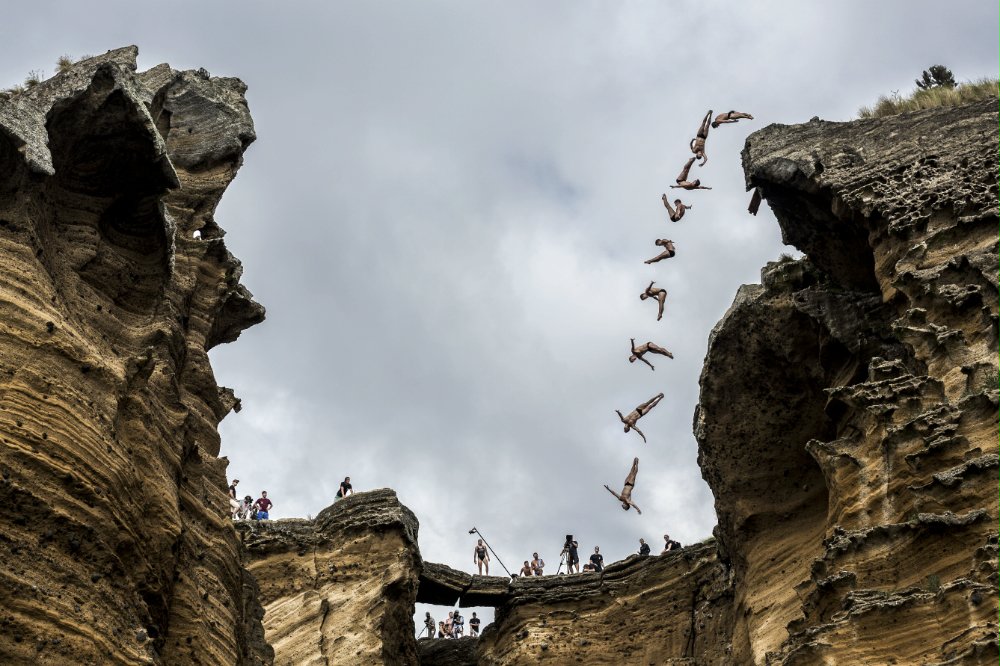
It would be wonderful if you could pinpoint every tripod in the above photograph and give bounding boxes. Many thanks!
[555,548,568,574]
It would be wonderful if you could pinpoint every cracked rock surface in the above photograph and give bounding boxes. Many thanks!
[0,46,268,664]
[697,98,998,665]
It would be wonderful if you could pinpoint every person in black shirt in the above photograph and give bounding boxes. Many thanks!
[566,538,580,573]
[335,476,353,502]
[468,612,481,637]
[228,479,240,518]
[589,546,604,573]
[638,538,651,556]
[662,534,682,554]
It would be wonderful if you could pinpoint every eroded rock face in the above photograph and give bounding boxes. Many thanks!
[696,99,998,664]
[0,47,269,664]
[476,541,735,664]
[240,489,422,666]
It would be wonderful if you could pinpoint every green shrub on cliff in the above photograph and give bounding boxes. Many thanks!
[859,77,998,118]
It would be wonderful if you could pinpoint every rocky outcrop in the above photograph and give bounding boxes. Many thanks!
[696,99,998,664]
[476,541,736,664]
[0,47,268,664]
[240,489,422,665]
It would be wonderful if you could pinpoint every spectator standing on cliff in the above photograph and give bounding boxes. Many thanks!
[639,538,651,556]
[254,491,273,520]
[568,538,580,573]
[469,612,481,637]
[662,534,682,553]
[444,611,454,638]
[228,479,240,518]
[453,610,464,637]
[519,560,533,577]
[421,612,435,638]
[473,538,490,575]
[531,552,545,576]
[335,476,353,502]
[590,546,604,573]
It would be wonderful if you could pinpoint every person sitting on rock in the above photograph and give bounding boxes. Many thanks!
[469,612,481,637]
[519,560,533,577]
[662,534,682,553]
[589,546,605,573]
[335,476,353,502]
[616,394,664,443]
[639,538,651,556]
[629,338,674,370]
[531,552,545,576]
[711,110,754,128]
[474,538,490,575]
[582,562,596,572]
[661,194,692,222]
[670,157,712,191]
[604,457,643,514]
[438,621,447,638]
[644,239,676,264]
[639,281,668,321]
[689,109,712,165]
[253,491,273,520]
[237,495,254,520]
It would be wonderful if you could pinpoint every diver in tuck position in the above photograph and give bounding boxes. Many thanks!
[644,239,676,264]
[661,194,692,222]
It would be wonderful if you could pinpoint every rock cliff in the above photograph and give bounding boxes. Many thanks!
[696,98,998,664]
[0,48,269,664]
[240,489,422,665]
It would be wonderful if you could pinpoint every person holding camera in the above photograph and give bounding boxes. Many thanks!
[562,536,580,573]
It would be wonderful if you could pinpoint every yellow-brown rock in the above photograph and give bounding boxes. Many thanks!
[0,47,269,664]
[696,98,998,664]
[240,489,422,665]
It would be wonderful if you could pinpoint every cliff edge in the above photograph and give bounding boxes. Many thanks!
[0,48,269,664]
[696,98,998,664]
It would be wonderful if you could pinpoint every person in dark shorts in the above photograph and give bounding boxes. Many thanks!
[474,538,490,575]
[639,538,651,556]
[565,536,580,573]
[335,476,353,502]
[589,546,604,573]
[469,612,481,637]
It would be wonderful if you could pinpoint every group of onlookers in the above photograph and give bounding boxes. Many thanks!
[228,479,273,520]
[422,610,481,639]
[227,476,355,521]
[479,533,683,577]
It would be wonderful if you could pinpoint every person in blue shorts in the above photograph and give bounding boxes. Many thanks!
[254,491,273,520]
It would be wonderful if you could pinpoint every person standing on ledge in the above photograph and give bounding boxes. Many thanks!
[228,478,240,518]
[421,612,435,639]
[254,491,273,520]
[335,476,353,502]
[662,534,682,553]
[474,538,490,575]
[469,612,481,637]
[589,546,604,573]
[639,538,651,556]
[531,552,545,576]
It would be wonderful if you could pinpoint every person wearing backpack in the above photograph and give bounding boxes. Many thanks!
[662,534,682,553]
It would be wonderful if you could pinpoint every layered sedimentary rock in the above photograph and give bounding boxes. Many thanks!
[696,98,998,664]
[476,541,735,664]
[0,47,269,664]
[240,489,422,665]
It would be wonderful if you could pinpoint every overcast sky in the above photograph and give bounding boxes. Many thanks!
[4,0,997,631]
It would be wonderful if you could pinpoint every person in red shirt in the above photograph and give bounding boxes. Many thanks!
[254,491,273,520]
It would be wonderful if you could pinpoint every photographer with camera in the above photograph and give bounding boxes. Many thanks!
[560,535,580,574]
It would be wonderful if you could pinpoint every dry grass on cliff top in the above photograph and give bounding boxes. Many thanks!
[859,78,998,118]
